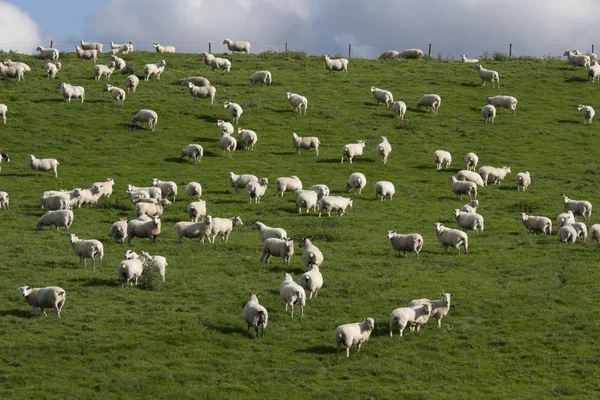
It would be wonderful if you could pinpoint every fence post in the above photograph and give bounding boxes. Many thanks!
[428,43,432,57]
[208,42,211,53]
[50,40,53,48]
[593,44,595,54]
[348,43,352,59]
[285,42,288,52]
[509,43,512,58]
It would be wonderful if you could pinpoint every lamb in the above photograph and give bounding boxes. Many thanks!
[481,104,496,123]
[558,225,577,243]
[335,318,375,357]
[564,50,590,69]
[152,178,177,202]
[36,210,74,231]
[188,200,207,222]
[379,50,399,59]
[454,209,484,233]
[223,39,251,54]
[589,224,600,242]
[153,42,175,53]
[135,198,171,218]
[318,196,353,217]
[106,84,125,104]
[126,184,162,200]
[174,216,213,243]
[80,40,103,52]
[36,46,59,60]
[251,221,287,242]
[478,166,511,186]
[223,101,243,124]
[434,223,468,254]
[180,144,204,163]
[202,52,231,72]
[229,172,258,195]
[296,189,318,213]
[125,75,139,93]
[110,55,126,70]
[219,133,237,156]
[110,218,128,243]
[44,62,61,79]
[376,136,392,164]
[324,55,348,72]
[117,250,146,288]
[29,155,59,177]
[279,272,305,317]
[144,60,166,81]
[370,86,393,107]
[310,184,330,200]
[562,195,592,220]
[139,251,167,281]
[185,182,202,200]
[569,221,588,241]
[237,128,257,150]
[588,61,600,83]
[391,100,407,119]
[261,238,295,265]
[132,109,158,131]
[0,64,26,81]
[387,231,423,257]
[389,302,433,337]
[0,104,6,125]
[448,176,477,200]
[19,286,66,317]
[374,181,395,201]
[94,61,116,80]
[210,216,243,243]
[56,82,85,103]
[461,54,479,63]
[520,213,552,235]
[398,48,424,59]
[345,172,367,195]
[249,70,272,85]
[188,82,216,104]
[246,178,269,204]
[473,64,500,87]
[0,191,8,210]
[461,200,479,213]
[127,215,161,243]
[433,150,452,169]
[300,264,323,299]
[299,237,324,268]
[486,95,518,115]
[416,94,441,113]
[557,211,576,229]
[243,293,268,338]
[285,92,308,115]
[409,293,453,328]
[180,76,210,87]
[464,152,479,171]
[276,176,303,196]
[92,178,115,199]
[291,132,320,156]
[578,105,595,124]
[75,46,98,62]
[68,233,104,268]
[341,140,366,164]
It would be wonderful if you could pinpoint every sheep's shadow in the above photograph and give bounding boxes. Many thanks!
[213,199,243,205]
[83,277,116,287]
[164,157,185,163]
[564,77,587,83]
[558,119,579,124]
[296,345,332,355]
[317,158,343,164]
[203,322,249,336]
[460,83,481,88]
[271,152,294,156]
[191,137,218,144]
[0,309,37,318]
[267,265,304,274]
[32,99,65,103]
[195,115,217,122]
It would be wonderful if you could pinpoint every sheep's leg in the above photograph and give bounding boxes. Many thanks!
[345,347,350,357]
[41,308,48,317]
[290,303,294,318]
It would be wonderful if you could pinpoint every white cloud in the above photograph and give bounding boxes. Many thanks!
[0,1,43,54]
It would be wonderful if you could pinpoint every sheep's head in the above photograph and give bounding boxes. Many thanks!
[28,154,35,162]
[441,293,453,307]
[223,102,230,109]
[19,286,33,297]
[125,249,138,260]
[187,81,194,88]
[282,272,293,282]
[364,318,375,330]
[370,86,377,92]
[423,302,433,316]
[68,233,78,244]
[520,213,528,221]
[387,231,397,240]
[251,222,263,230]
[233,216,243,226]
[453,208,462,217]
[434,223,444,233]
[285,92,292,99]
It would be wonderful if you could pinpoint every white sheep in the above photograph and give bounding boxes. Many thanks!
[461,54,479,63]
[110,218,128,243]
[152,178,177,202]
[19,286,66,317]
[56,82,85,103]
[246,178,269,204]
[210,216,243,243]
[478,166,511,186]
[345,172,367,195]
[398,49,424,59]
[589,224,600,242]
[135,198,171,218]
[36,210,73,231]
[80,40,103,52]
[448,176,477,201]
[68,233,104,268]
[434,223,468,255]
[77,186,102,208]
[335,318,375,357]
[125,75,139,93]
[75,46,98,62]
[126,184,162,200]
[514,171,531,192]
[0,191,8,210]
[261,238,295,265]
[188,82,216,104]
[387,231,423,257]
[153,42,175,53]
[578,105,595,124]
[564,50,590,69]
[374,181,395,201]
[481,104,496,123]
[188,200,207,222]
[520,213,552,235]
[456,170,484,187]
[473,64,499,87]
[140,251,167,281]
[310,184,330,200]
[180,76,210,87]
[229,172,258,195]
[558,225,578,243]
[106,84,125,104]
[433,150,452,169]
[341,140,366,164]
[391,100,406,119]
[202,52,231,72]
[144,60,166,81]
[223,101,243,124]
[92,178,115,199]
[318,196,353,217]
[175,217,213,244]
[588,61,600,83]
[376,136,392,164]
[296,190,318,213]
[180,144,204,164]
[291,132,320,156]
[557,211,576,229]
[285,92,308,115]
[389,302,433,337]
[370,86,393,107]
[300,264,323,299]
[36,46,59,60]
[0,104,6,125]
[94,61,116,80]
[3,59,31,71]
[118,250,146,288]
[219,133,237,156]
[569,221,588,241]
[0,64,26,81]
[223,39,250,54]
[464,152,479,171]
[454,209,484,233]
[276,176,303,197]
[461,200,479,213]
[562,195,592,220]
[127,215,161,243]
[409,293,453,328]
[299,237,324,268]
[217,119,234,137]
[132,109,158,131]
[237,128,257,150]
[249,70,272,85]
[324,55,348,72]
[29,155,59,177]
[486,95,518,115]
[185,182,202,200]
[416,94,441,113]
[279,272,305,317]
[243,293,268,338]
[44,62,61,79]
[251,221,287,242]
[109,42,132,55]
[110,55,126,70]
[379,50,399,59]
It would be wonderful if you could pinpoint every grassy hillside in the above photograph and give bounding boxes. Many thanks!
[1,50,599,399]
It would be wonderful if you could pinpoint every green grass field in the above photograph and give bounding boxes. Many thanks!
[1,50,599,399]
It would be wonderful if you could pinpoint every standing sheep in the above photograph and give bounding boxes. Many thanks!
[416,94,442,113]
[464,152,479,171]
[144,60,166,81]
[279,272,305,317]
[223,102,243,124]
[345,172,367,195]
[132,109,158,131]
[106,84,126,104]
[29,155,59,177]
[376,136,392,164]
[370,86,393,107]
[36,210,74,231]
[578,105,595,124]
[174,216,212,243]
[564,50,590,69]
[80,40,103,52]
[409,293,453,328]
[562,195,592,220]
[310,184,330,200]
[75,46,98,62]
[127,215,161,243]
[295,189,318,213]
[299,237,324,268]
[36,46,59,60]
[140,251,167,281]
[391,100,406,119]
[237,128,258,151]
[125,75,139,93]
[152,178,177,202]
[210,216,243,243]
[558,225,578,243]
[387,231,423,257]
[486,95,518,115]
[19,286,66,317]
[0,104,6,125]
[223,39,251,54]
[389,303,433,337]
[251,221,287,242]
[117,250,146,288]
[275,176,303,197]
[318,196,353,217]
[374,181,395,201]
[243,293,268,338]
[94,61,116,80]
[461,200,479,213]
[515,171,531,191]
[188,82,216,104]
[481,104,496,122]
[324,55,348,72]
[341,140,366,164]
[219,133,237,156]
[454,209,484,233]
[473,64,500,87]
[300,264,323,299]
[456,170,485,187]
[249,70,272,85]
[291,132,320,156]
[557,211,576,229]
[0,191,8,210]
[188,200,207,222]
[433,150,452,169]
[285,92,308,115]
[202,52,231,71]
[68,233,104,268]
[44,62,61,79]
[180,144,204,164]
[448,176,477,201]
[0,64,26,81]
[478,166,511,186]
[434,223,468,255]
[185,182,202,200]
[589,224,600,242]
[56,82,85,103]
[246,178,269,204]
[335,318,375,357]
[260,238,294,265]
[229,172,258,195]
[520,213,552,235]
[153,42,175,53]
[110,218,128,243]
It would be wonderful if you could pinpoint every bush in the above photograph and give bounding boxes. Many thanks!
[138,261,164,291]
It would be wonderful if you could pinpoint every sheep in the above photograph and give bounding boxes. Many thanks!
[229,172,258,195]
[44,62,61,79]
[152,178,177,202]
[56,82,85,103]
[110,218,128,243]
[246,178,269,204]
[125,75,139,93]
[117,251,146,288]
[557,211,576,229]
[75,46,98,62]
[237,128,257,151]
[127,215,161,243]
[223,39,251,54]
[416,94,441,113]
[588,61,600,83]
[219,133,237,156]
[589,224,600,242]
[110,55,126,70]
[515,171,531,191]
[94,61,116,80]
[144,60,166,81]
[387,231,423,257]
[448,176,477,201]
[36,210,73,231]
[318,196,353,217]
[39,195,69,211]
[217,119,234,137]
[461,200,479,213]
[520,213,552,235]
[36,46,59,60]
[180,76,210,87]
[188,200,207,222]
[434,223,468,255]
[106,84,125,104]
[249,70,272,85]
[276,176,303,197]
[461,54,479,63]
[374,181,395,201]
[578,105,595,124]
[454,209,484,233]
[433,150,452,169]
[185,182,202,200]
[0,64,26,81]
[0,191,8,210]
[251,221,287,242]
[569,222,588,241]
[409,293,453,328]
[92,178,115,199]
[261,238,294,265]
[398,48,424,59]
[285,92,308,115]
[391,100,406,119]
[299,237,324,268]
[379,50,399,59]
[300,264,323,299]
[243,293,268,338]
[175,216,213,244]
[324,55,348,72]
[389,302,433,337]
[180,144,204,164]
[564,50,590,69]
[68,233,104,268]
[473,64,500,87]
[486,95,518,115]
[135,198,171,218]
[109,42,132,55]
[77,186,102,208]
[345,172,367,195]
[29,155,59,177]
[126,184,162,200]
[279,272,305,317]
[296,190,318,213]
[562,195,592,220]
[291,132,320,156]
[3,59,31,71]
[80,40,103,52]
[0,104,6,125]
[223,101,243,124]
[464,152,479,171]
[335,318,375,357]
[310,184,330,200]
[478,166,511,186]
[153,42,175,53]
[210,216,243,243]
[341,140,366,164]
[456,170,484,187]
[481,104,496,123]
[558,225,578,243]
[19,286,66,317]
[187,82,216,104]
[376,136,392,165]
[370,86,393,107]
[202,52,231,72]
[132,109,158,131]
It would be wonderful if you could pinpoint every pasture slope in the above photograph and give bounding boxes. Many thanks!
[1,50,599,399]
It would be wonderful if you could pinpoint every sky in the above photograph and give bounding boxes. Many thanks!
[1,0,599,59]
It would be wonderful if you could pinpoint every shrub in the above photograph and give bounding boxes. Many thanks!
[138,261,164,291]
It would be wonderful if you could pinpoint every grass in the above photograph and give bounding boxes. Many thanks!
[1,51,600,398]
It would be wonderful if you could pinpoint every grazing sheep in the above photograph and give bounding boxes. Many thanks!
[473,64,499,87]
[0,191,8,210]
[379,50,399,59]
[562,195,592,220]
[345,172,367,195]
[127,215,161,243]
[454,209,484,233]
[588,61,600,83]
[261,238,294,265]
[36,46,59,60]
[374,181,395,201]
[180,144,204,163]
[56,82,85,103]
[376,136,392,164]
[515,171,531,191]
[558,225,578,243]
[36,210,73,231]
[478,166,511,186]
[110,55,126,70]
[389,302,433,337]
[387,231,423,257]
[243,293,268,338]
[370,86,393,107]
[569,222,588,241]
[324,55,348,72]
[219,133,237,156]
[179,76,210,87]
[433,150,452,169]
[106,84,125,104]
[175,217,213,243]
[144,60,166,81]
[391,100,407,119]
[110,218,128,243]
[152,178,177,202]
[210,216,243,243]
[132,109,158,131]
[188,200,207,222]
[456,170,485,187]
[578,105,595,124]
[75,46,98,62]
[237,128,258,151]
[335,318,375,357]
[318,196,353,217]
[80,40,103,52]
[153,42,175,53]
[249,70,272,85]
[398,48,424,59]
[44,62,61,79]
[275,176,302,197]
[564,50,590,69]
[0,104,6,125]
[448,176,477,200]
[251,221,287,242]
[68,233,104,268]
[409,293,453,328]
[310,184,330,200]
[481,104,496,122]
[140,251,167,281]
[341,140,366,164]
[185,182,202,200]
[279,272,305,317]
[286,92,308,115]
[29,155,59,177]
[464,152,479,171]
[135,198,171,218]
[246,178,269,204]
[296,189,318,213]
[0,64,26,81]
[557,211,576,229]
[19,286,66,317]
[229,172,258,195]
[117,250,146,288]
[300,264,323,299]
[291,132,320,156]
[125,75,139,93]
[434,223,468,255]
[188,82,216,104]
[299,237,324,268]
[94,61,116,80]
[223,39,251,54]
[223,101,243,124]
[202,52,231,72]
[520,213,552,236]
[461,55,479,63]
[589,224,600,242]
[461,200,479,213]
[486,95,518,115]
[416,94,441,113]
